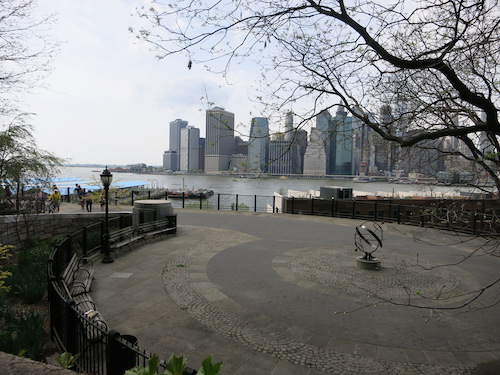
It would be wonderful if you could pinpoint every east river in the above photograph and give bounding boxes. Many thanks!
[57,166,474,198]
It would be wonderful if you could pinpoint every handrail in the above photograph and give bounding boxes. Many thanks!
[47,196,499,374]
[48,216,196,375]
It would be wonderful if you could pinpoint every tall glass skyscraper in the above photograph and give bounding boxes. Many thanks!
[248,117,269,172]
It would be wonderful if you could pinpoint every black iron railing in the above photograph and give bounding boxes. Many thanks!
[47,216,196,375]
[281,197,500,235]
[157,192,499,235]
[56,188,500,236]
[47,195,499,374]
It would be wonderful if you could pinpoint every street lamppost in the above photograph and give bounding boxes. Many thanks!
[100,167,114,264]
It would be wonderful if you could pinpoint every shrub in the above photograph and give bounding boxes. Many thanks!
[0,244,14,291]
[0,301,46,360]
[6,265,46,304]
[6,240,52,304]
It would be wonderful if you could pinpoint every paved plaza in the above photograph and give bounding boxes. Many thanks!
[89,209,500,374]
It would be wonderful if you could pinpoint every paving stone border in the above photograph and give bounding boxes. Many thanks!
[161,228,473,375]
[275,246,480,306]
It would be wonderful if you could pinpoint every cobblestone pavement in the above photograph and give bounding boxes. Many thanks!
[91,210,500,374]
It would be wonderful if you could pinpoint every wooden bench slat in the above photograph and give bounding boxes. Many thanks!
[138,219,176,241]
[109,227,145,253]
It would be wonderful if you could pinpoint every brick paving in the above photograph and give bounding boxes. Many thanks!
[89,209,500,374]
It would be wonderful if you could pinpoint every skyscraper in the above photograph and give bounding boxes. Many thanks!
[248,117,270,172]
[295,129,308,173]
[330,105,353,175]
[284,111,294,142]
[303,128,327,175]
[180,126,200,172]
[316,109,332,173]
[163,150,178,171]
[268,139,302,175]
[167,119,188,171]
[205,107,235,172]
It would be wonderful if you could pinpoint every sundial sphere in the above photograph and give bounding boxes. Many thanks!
[354,221,383,256]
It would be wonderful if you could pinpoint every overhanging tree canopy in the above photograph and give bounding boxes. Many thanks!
[134,0,500,191]
[0,0,61,211]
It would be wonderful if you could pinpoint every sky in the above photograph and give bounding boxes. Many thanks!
[27,0,263,166]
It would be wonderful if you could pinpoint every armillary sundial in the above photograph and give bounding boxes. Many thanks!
[354,221,383,270]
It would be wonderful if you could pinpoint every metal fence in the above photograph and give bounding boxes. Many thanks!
[282,197,500,235]
[47,194,499,374]
[146,192,500,236]
[47,216,197,375]
[165,193,278,213]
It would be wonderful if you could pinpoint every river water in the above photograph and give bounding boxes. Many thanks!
[57,166,471,198]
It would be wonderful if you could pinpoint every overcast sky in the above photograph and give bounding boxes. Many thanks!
[27,0,262,166]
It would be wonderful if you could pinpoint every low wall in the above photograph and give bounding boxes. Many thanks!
[0,212,132,248]
[0,351,75,375]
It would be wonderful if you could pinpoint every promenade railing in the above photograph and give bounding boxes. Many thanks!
[147,192,500,235]
[55,188,500,236]
[47,216,197,375]
[47,193,499,374]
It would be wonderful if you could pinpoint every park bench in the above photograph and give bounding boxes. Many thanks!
[61,254,95,296]
[138,218,176,242]
[109,227,145,254]
[60,256,108,342]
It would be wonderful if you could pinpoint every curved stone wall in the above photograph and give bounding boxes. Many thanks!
[0,212,132,247]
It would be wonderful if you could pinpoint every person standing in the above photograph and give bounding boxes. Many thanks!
[74,184,82,201]
[85,192,93,212]
[80,190,85,212]
[100,192,106,212]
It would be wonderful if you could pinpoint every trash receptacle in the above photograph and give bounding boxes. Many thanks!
[108,331,138,375]
[121,335,138,372]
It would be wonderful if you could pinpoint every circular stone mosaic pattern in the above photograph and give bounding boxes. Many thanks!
[284,247,478,305]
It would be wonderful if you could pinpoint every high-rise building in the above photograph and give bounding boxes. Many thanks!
[303,128,327,175]
[163,150,178,171]
[248,117,270,172]
[229,154,248,173]
[295,129,308,173]
[268,139,302,175]
[180,126,200,172]
[316,109,332,173]
[205,107,235,172]
[198,138,206,172]
[330,105,353,175]
[378,104,399,174]
[399,136,445,176]
[267,113,304,175]
[351,111,370,175]
[284,111,294,142]
[234,136,248,155]
[165,119,188,171]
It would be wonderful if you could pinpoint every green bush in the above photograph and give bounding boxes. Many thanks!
[185,201,213,209]
[6,240,52,304]
[0,306,46,360]
[6,265,46,304]
[125,354,223,375]
[0,239,53,361]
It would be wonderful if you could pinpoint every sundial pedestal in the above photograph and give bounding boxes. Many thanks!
[356,256,381,270]
[354,222,384,271]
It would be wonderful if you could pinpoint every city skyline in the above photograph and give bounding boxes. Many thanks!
[24,0,487,176]
[26,0,266,166]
